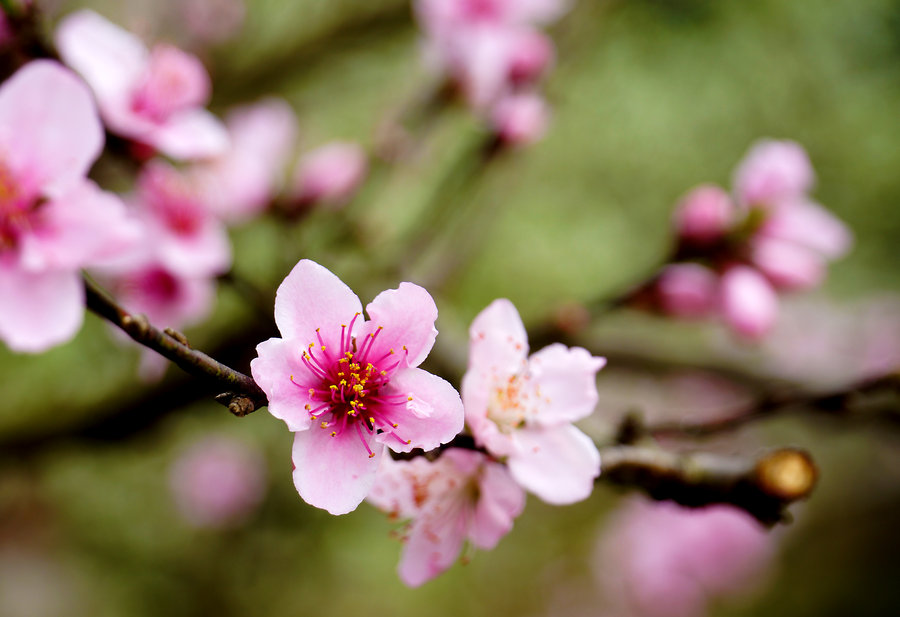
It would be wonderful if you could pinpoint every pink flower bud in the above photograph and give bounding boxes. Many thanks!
[490,93,549,146]
[656,263,719,319]
[291,142,368,207]
[507,29,554,85]
[672,184,736,244]
[750,236,825,291]
[761,198,853,260]
[169,436,267,529]
[733,139,814,207]
[720,266,779,340]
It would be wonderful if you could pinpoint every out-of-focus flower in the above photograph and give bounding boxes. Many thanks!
[290,142,368,209]
[672,185,735,246]
[251,259,464,514]
[195,98,298,223]
[0,60,137,352]
[646,139,851,341]
[491,92,549,146]
[720,266,779,340]
[415,0,568,111]
[596,498,775,617]
[462,299,604,504]
[56,9,228,160]
[368,448,525,587]
[170,436,267,529]
[655,263,719,319]
[732,139,814,208]
[132,160,231,277]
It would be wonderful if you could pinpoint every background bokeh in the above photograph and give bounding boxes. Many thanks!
[1,0,899,615]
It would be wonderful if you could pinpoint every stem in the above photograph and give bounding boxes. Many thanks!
[83,275,268,416]
[599,446,817,526]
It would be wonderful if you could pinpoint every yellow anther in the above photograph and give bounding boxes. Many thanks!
[304,404,311,410]
[308,388,315,395]
[380,370,387,376]
[330,431,337,437]
[330,384,338,390]
[407,396,413,401]
[405,439,411,445]
[321,345,326,351]
[320,422,328,428]
[369,417,375,424]
[368,452,376,458]
[391,422,398,428]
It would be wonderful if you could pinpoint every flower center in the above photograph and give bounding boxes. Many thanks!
[290,313,413,457]
[487,374,536,434]
[0,159,36,254]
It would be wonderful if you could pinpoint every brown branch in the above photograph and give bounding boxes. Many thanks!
[83,275,268,416]
[599,446,818,526]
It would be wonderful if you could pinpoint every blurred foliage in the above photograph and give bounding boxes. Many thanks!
[1,0,899,615]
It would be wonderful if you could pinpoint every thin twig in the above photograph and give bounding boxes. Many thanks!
[83,275,268,416]
[645,372,900,439]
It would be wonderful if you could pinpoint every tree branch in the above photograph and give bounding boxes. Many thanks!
[644,372,900,439]
[83,275,268,416]
[599,446,817,526]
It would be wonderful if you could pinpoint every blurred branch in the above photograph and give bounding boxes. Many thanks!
[599,446,817,526]
[643,372,900,439]
[83,274,268,416]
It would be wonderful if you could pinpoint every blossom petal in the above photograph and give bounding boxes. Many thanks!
[273,259,362,344]
[19,180,138,271]
[0,265,84,353]
[0,60,103,198]
[763,199,853,259]
[377,368,464,453]
[468,298,528,379]
[361,282,438,369]
[750,237,824,290]
[291,426,384,515]
[527,343,605,425]
[507,424,600,504]
[55,10,147,102]
[398,495,467,587]
[150,109,230,160]
[469,459,525,549]
[250,337,314,432]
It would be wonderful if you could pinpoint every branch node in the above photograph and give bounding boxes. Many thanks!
[216,393,257,417]
[754,448,817,501]
[164,327,191,347]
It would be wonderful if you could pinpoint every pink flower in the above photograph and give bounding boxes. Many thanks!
[250,260,464,514]
[655,263,719,319]
[290,142,368,208]
[169,436,267,529]
[56,10,228,160]
[720,265,779,340]
[0,60,137,352]
[462,299,604,504]
[672,185,736,245]
[133,160,231,277]
[491,92,549,146]
[368,448,525,586]
[195,98,298,223]
[732,139,814,207]
[596,498,775,617]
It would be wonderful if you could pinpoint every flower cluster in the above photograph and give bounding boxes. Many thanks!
[249,263,605,583]
[649,140,853,339]
[0,10,369,357]
[414,0,568,145]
